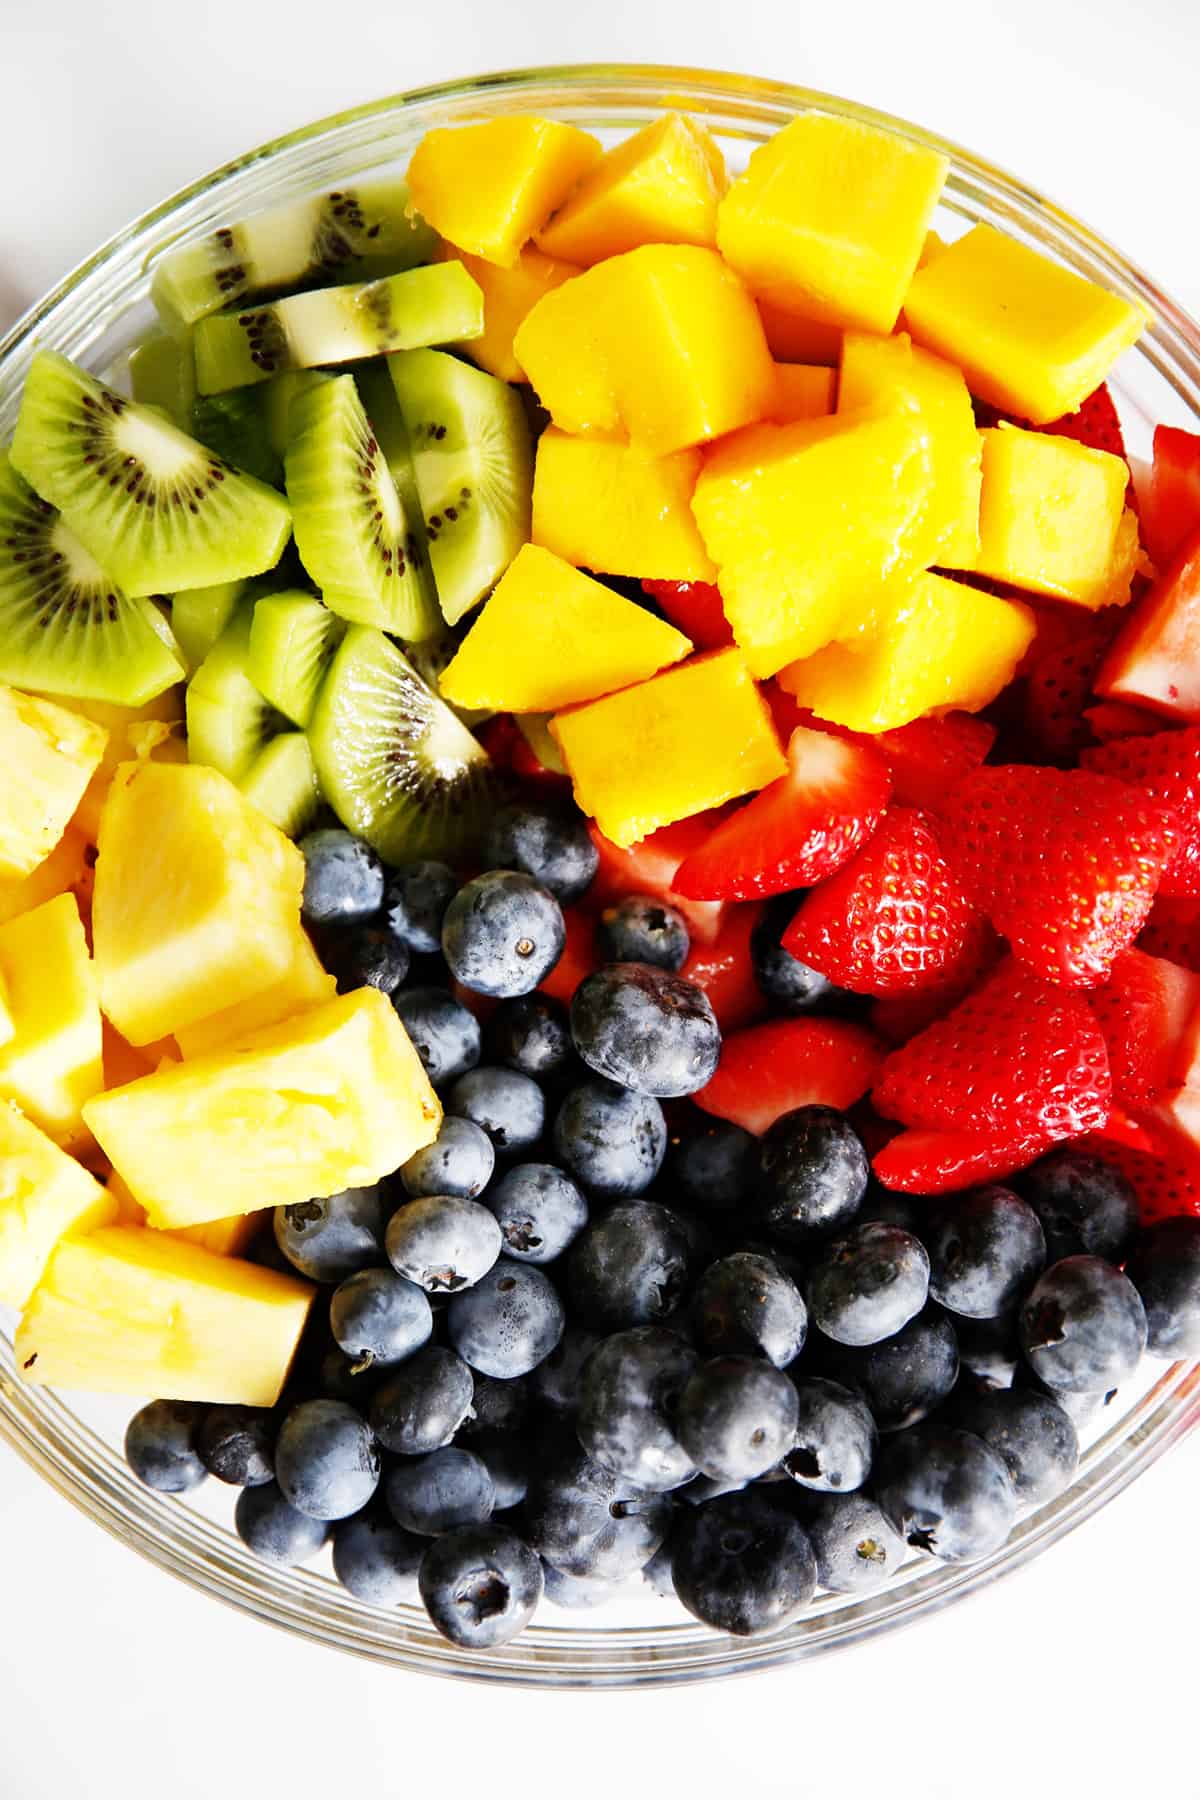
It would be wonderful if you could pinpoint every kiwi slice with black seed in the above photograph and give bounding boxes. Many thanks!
[127,333,196,427]
[238,730,321,837]
[10,351,292,598]
[308,624,494,864]
[0,450,185,705]
[190,391,283,488]
[387,348,533,626]
[247,589,345,728]
[185,601,287,780]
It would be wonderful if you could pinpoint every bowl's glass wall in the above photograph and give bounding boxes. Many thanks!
[2,66,1199,1688]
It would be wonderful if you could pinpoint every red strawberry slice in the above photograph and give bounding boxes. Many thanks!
[976,384,1128,462]
[641,580,734,651]
[1083,726,1200,896]
[694,1016,883,1136]
[1075,1130,1200,1225]
[672,726,891,901]
[874,956,1112,1141]
[679,903,767,1033]
[1095,531,1200,723]
[939,764,1179,987]
[1139,895,1200,971]
[1141,425,1200,571]
[1082,700,1167,743]
[869,922,1004,1043]
[588,814,728,945]
[1087,947,1200,1106]
[867,714,997,811]
[872,1124,1060,1195]
[537,906,599,1006]
[1019,604,1125,760]
[782,806,989,997]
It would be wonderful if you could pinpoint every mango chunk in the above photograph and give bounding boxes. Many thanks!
[440,544,691,713]
[551,648,785,848]
[514,244,775,455]
[407,117,602,266]
[0,976,11,1049]
[174,928,336,1060]
[84,987,440,1230]
[903,223,1150,424]
[15,1226,314,1405]
[770,363,836,422]
[756,299,841,366]
[532,428,715,582]
[718,112,948,335]
[690,410,936,677]
[438,242,581,383]
[537,113,727,263]
[779,570,1035,732]
[0,686,107,879]
[174,1215,263,1257]
[0,894,102,1151]
[0,1101,117,1307]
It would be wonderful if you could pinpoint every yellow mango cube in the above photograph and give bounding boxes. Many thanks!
[0,1101,117,1307]
[756,299,841,367]
[407,117,602,266]
[174,928,336,1060]
[780,571,1035,732]
[972,425,1137,607]
[84,987,440,1231]
[532,429,716,581]
[903,223,1151,424]
[0,977,11,1049]
[174,1215,263,1257]
[440,544,692,713]
[437,242,581,383]
[770,363,837,422]
[718,112,948,335]
[15,1226,314,1405]
[0,826,91,927]
[537,113,727,263]
[514,244,776,455]
[61,688,185,844]
[690,410,936,677]
[0,894,103,1151]
[551,648,786,848]
[0,686,107,879]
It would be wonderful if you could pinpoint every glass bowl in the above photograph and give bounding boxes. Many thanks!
[2,64,1200,1690]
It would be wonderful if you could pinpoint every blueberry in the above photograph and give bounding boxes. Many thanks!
[400,1116,495,1201]
[954,1312,1021,1391]
[541,1564,626,1610]
[1015,1366,1121,1431]
[567,1200,693,1330]
[486,993,573,1081]
[1128,1216,1200,1358]
[1020,1256,1147,1393]
[369,1345,475,1454]
[483,1162,588,1265]
[471,1432,531,1511]
[751,899,837,1013]
[876,1426,1017,1562]
[316,1343,381,1407]
[385,860,458,953]
[678,1472,751,1506]
[756,1107,869,1244]
[783,1377,876,1492]
[675,1356,800,1482]
[690,1252,807,1368]
[671,1490,817,1636]
[523,1446,674,1578]
[385,1195,503,1294]
[447,1261,565,1378]
[235,1481,331,1567]
[481,799,599,903]
[552,1079,667,1197]
[576,1327,700,1492]
[1019,1148,1140,1264]
[332,1507,424,1604]
[330,1267,434,1370]
[668,1122,756,1219]
[953,1386,1079,1507]
[858,1187,922,1234]
[442,870,565,999]
[446,1066,545,1153]
[323,924,410,996]
[639,1541,677,1600]
[418,1524,543,1648]
[570,964,720,1098]
[807,1493,907,1594]
[392,987,482,1086]
[927,1185,1046,1321]
[274,1185,387,1283]
[806,1223,930,1347]
[819,1307,960,1433]
[299,829,384,927]
[274,1399,380,1520]
[385,1447,495,1536]
[597,895,690,971]
[529,1327,602,1417]
[196,1405,275,1488]
[124,1400,206,1494]
[457,1372,530,1439]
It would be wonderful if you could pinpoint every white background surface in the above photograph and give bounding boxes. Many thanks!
[3,2,1199,1795]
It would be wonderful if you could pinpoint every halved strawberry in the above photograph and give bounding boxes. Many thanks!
[1086,947,1200,1106]
[1082,700,1167,742]
[679,902,767,1033]
[1083,726,1200,896]
[869,922,1004,1043]
[866,714,997,811]
[976,383,1128,462]
[939,764,1179,987]
[588,814,729,945]
[1139,895,1200,971]
[782,806,988,997]
[1018,604,1125,760]
[694,1016,883,1136]
[1141,424,1200,571]
[872,1124,1060,1194]
[537,906,599,1006]
[1095,531,1200,722]
[641,580,733,652]
[673,726,891,901]
[1075,1130,1200,1225]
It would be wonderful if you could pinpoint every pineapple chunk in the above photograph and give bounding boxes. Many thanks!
[63,689,186,844]
[0,1101,117,1307]
[92,761,305,1046]
[173,1215,263,1257]
[0,686,108,878]
[84,988,441,1230]
[0,973,11,1049]
[0,826,92,928]
[0,894,103,1150]
[15,1226,314,1405]
[174,928,335,1060]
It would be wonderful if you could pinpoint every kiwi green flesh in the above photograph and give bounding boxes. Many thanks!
[238,730,320,837]
[127,334,196,428]
[247,589,345,728]
[190,391,282,488]
[0,452,184,706]
[185,601,288,781]
[405,634,495,731]
[308,623,493,865]
[170,580,245,672]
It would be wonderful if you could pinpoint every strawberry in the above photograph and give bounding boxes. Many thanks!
[1082,700,1167,743]
[694,1016,883,1136]
[679,902,767,1033]
[1018,604,1125,760]
[672,726,891,901]
[1140,424,1200,571]
[1074,1131,1200,1225]
[782,806,988,997]
[588,814,729,945]
[537,906,599,1006]
[1139,895,1200,971]
[975,384,1128,462]
[1086,947,1200,1106]
[1095,532,1200,723]
[1083,725,1200,897]
[641,580,733,652]
[939,764,1180,987]
[872,1124,1060,1195]
[869,922,1004,1043]
[867,714,996,811]
[874,956,1112,1141]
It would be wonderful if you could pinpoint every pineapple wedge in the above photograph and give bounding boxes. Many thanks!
[0,686,108,878]
[174,927,335,1060]
[62,689,186,844]
[0,971,12,1049]
[0,1101,117,1307]
[0,893,103,1150]
[0,826,92,928]
[84,987,441,1230]
[101,1162,260,1255]
[15,1226,314,1405]
[92,760,306,1046]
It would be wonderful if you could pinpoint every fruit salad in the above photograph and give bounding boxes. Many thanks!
[2,99,1200,1655]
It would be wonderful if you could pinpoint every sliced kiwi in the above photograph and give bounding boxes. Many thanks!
[192,262,484,395]
[238,731,321,837]
[185,601,286,780]
[190,391,282,488]
[406,633,495,731]
[388,348,533,626]
[285,374,439,641]
[515,712,569,775]
[261,370,331,458]
[127,333,196,427]
[0,451,184,704]
[308,624,494,864]
[247,589,345,727]
[170,580,245,672]
[10,351,292,598]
